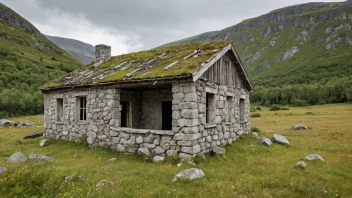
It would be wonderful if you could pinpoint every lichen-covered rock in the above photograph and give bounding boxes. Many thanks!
[304,154,325,161]
[260,138,273,146]
[271,134,290,145]
[7,152,28,163]
[213,147,225,155]
[172,168,205,182]
[29,154,53,162]
[251,132,259,137]
[294,161,307,168]
[291,124,308,130]
[39,139,49,147]
[0,167,7,175]
[153,156,165,163]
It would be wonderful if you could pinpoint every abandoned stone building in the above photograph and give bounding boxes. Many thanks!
[41,41,253,159]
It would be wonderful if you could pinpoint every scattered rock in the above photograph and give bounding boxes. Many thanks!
[304,154,325,161]
[29,154,53,162]
[172,168,205,182]
[251,132,259,137]
[137,148,151,156]
[325,43,335,50]
[153,156,165,163]
[96,179,114,187]
[246,52,261,64]
[212,147,225,155]
[0,119,13,126]
[177,163,182,167]
[262,26,271,39]
[291,124,308,130]
[0,119,34,128]
[271,134,290,145]
[15,140,23,145]
[105,158,117,163]
[297,30,310,42]
[0,167,7,175]
[294,161,307,168]
[39,139,49,147]
[7,152,28,163]
[282,46,299,61]
[260,138,273,146]
[23,132,43,139]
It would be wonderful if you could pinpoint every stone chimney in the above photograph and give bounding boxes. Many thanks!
[95,44,111,62]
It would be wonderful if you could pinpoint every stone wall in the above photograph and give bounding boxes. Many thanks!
[43,80,250,160]
[171,80,250,159]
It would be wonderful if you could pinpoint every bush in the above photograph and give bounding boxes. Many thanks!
[250,106,256,112]
[256,106,261,111]
[51,56,57,61]
[270,104,281,111]
[280,107,290,110]
[292,98,308,107]
[250,113,261,118]
[0,111,9,118]
[251,127,261,132]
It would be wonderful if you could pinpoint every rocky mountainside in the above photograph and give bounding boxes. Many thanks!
[0,3,83,116]
[164,1,352,87]
[46,35,95,65]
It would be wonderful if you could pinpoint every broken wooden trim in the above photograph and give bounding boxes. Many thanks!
[164,61,178,70]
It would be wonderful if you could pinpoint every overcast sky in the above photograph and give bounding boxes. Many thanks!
[0,0,344,55]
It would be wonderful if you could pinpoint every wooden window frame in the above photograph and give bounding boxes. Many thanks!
[226,96,233,123]
[77,96,87,122]
[206,92,215,125]
[239,98,245,122]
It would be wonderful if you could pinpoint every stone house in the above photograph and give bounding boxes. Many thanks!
[41,41,253,159]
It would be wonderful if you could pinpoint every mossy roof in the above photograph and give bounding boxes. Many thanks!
[42,41,231,90]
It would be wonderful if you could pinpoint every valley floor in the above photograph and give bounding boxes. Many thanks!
[0,104,352,197]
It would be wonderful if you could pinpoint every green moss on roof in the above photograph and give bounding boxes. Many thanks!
[43,41,230,89]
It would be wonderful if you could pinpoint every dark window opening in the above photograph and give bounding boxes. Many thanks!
[226,96,233,122]
[240,98,245,121]
[162,101,172,130]
[57,98,63,122]
[120,101,128,127]
[78,97,87,121]
[206,93,215,124]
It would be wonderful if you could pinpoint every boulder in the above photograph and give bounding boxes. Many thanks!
[105,158,117,163]
[271,134,290,145]
[213,147,225,155]
[291,124,308,130]
[153,156,165,163]
[39,139,49,147]
[172,168,205,182]
[304,154,325,161]
[137,148,151,156]
[15,140,23,145]
[23,132,43,139]
[0,119,13,126]
[294,161,307,168]
[29,154,53,162]
[260,138,273,146]
[7,152,28,163]
[251,132,259,137]
[0,167,7,175]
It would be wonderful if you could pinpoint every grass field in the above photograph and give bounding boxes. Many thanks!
[0,104,352,197]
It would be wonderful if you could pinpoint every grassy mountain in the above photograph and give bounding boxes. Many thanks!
[0,3,83,117]
[164,1,352,87]
[46,35,95,65]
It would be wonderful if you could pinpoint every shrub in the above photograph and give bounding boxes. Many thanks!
[0,111,9,118]
[292,98,308,107]
[280,107,290,110]
[270,104,281,111]
[256,106,261,111]
[51,56,57,61]
[250,113,261,118]
[250,106,256,112]
[251,127,261,132]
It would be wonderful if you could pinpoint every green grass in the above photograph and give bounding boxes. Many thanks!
[1,104,352,197]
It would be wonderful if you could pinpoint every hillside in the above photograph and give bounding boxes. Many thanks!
[0,3,83,117]
[164,1,352,87]
[46,35,95,65]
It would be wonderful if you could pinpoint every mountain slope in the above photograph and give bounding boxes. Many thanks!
[164,1,352,87]
[46,35,95,65]
[0,3,83,116]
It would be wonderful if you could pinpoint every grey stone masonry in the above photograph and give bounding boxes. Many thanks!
[44,80,250,159]
[95,44,111,62]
